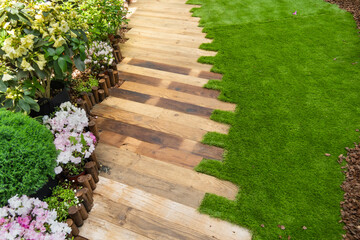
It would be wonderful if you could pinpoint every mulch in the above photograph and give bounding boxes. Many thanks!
[339,144,360,240]
[323,1,360,239]
[324,0,360,28]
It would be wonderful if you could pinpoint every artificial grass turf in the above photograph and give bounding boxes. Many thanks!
[187,0,360,239]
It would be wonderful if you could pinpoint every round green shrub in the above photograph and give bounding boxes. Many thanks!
[0,109,58,205]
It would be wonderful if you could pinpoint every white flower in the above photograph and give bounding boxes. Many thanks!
[8,195,22,209]
[54,166,63,174]
[20,59,35,71]
[2,74,14,81]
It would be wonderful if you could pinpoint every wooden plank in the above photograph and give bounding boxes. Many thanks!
[129,15,200,28]
[156,98,213,118]
[118,71,163,87]
[88,194,211,239]
[134,9,200,22]
[121,81,236,111]
[109,88,151,103]
[80,213,151,240]
[95,143,239,201]
[99,97,230,134]
[95,177,251,240]
[96,116,223,160]
[99,130,203,169]
[128,58,191,75]
[108,88,214,118]
[125,32,206,49]
[117,62,210,87]
[198,70,223,80]
[92,103,206,141]
[127,27,212,43]
[97,150,204,207]
[120,41,216,59]
[120,49,212,71]
[168,81,219,98]
[92,104,205,141]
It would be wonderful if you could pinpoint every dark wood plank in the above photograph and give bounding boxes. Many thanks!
[192,143,224,161]
[118,71,162,87]
[168,81,219,98]
[99,130,203,169]
[109,88,214,118]
[97,117,183,149]
[156,98,213,118]
[109,88,150,103]
[128,58,191,75]
[198,71,222,80]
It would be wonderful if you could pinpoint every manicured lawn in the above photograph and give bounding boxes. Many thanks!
[187,0,360,239]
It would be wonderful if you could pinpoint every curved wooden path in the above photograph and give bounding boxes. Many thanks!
[81,0,251,239]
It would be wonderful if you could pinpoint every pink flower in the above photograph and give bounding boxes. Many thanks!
[292,11,297,15]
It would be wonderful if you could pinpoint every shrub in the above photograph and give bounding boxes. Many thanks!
[0,109,58,205]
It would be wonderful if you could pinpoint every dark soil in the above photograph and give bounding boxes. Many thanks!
[324,0,360,28]
[339,144,360,240]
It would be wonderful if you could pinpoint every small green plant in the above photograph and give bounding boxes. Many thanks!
[0,109,58,205]
[44,182,80,222]
[74,75,99,94]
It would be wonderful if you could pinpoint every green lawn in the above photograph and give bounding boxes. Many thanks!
[187,0,360,239]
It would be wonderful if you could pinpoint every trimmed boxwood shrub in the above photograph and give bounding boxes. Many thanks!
[0,109,58,205]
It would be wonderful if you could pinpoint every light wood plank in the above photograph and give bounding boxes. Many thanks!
[81,214,151,240]
[121,40,216,58]
[134,9,200,22]
[127,27,212,43]
[117,62,210,87]
[96,143,237,200]
[121,81,236,111]
[89,194,211,239]
[99,97,230,134]
[95,177,252,240]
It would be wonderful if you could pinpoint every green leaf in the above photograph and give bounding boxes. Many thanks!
[74,55,85,71]
[56,46,65,55]
[18,99,30,113]
[3,99,12,108]
[23,95,36,105]
[0,81,6,92]
[0,12,7,25]
[53,61,63,79]
[30,102,40,112]
[53,55,58,60]
[63,55,72,64]
[33,64,46,79]
[57,57,67,72]
[16,70,28,80]
[47,48,56,56]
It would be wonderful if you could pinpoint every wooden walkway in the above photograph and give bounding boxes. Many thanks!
[81,0,251,239]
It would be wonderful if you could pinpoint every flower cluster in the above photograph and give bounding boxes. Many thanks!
[43,102,96,174]
[84,41,114,74]
[0,195,71,240]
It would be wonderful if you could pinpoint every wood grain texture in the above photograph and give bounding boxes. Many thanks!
[92,177,251,240]
[128,58,191,75]
[99,97,230,134]
[88,194,211,240]
[92,104,206,141]
[121,81,236,111]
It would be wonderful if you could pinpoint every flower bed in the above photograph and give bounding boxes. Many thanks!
[0,0,130,238]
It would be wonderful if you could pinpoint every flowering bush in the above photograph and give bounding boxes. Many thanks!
[43,102,96,175]
[0,0,88,113]
[84,41,114,74]
[0,195,71,240]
